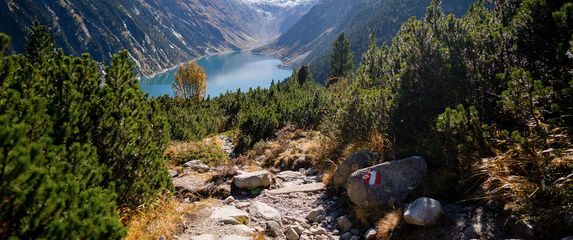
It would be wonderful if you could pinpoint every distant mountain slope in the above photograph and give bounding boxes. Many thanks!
[260,0,474,83]
[0,0,317,76]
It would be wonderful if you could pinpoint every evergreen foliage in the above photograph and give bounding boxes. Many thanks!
[1,23,170,238]
[328,33,355,80]
[318,0,573,236]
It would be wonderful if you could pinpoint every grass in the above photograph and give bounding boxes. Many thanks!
[125,196,216,240]
[165,140,228,166]
[376,210,402,240]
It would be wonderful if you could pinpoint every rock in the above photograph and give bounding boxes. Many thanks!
[337,216,353,233]
[168,170,178,178]
[276,171,303,180]
[189,234,215,240]
[223,196,235,204]
[403,197,443,226]
[265,221,283,237]
[219,217,239,225]
[233,170,272,189]
[350,229,360,235]
[307,207,326,222]
[333,150,380,189]
[235,202,251,209]
[315,235,328,240]
[347,156,427,208]
[249,201,282,222]
[209,206,249,224]
[300,234,311,240]
[184,160,210,173]
[286,227,301,240]
[312,227,327,235]
[305,167,317,176]
[290,225,304,235]
[158,236,166,240]
[231,225,255,236]
[220,235,251,240]
[562,236,573,240]
[364,228,377,240]
[349,236,360,240]
[341,232,353,240]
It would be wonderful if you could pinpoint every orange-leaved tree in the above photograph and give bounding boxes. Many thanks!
[173,61,207,100]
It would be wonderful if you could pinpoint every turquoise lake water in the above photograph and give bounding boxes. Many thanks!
[139,52,293,98]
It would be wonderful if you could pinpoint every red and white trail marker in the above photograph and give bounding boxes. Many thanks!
[362,170,382,185]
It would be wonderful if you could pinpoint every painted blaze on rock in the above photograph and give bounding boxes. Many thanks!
[347,156,427,208]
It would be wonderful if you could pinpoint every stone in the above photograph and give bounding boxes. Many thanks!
[168,170,178,178]
[300,234,311,240]
[333,150,380,189]
[219,217,239,225]
[184,160,210,173]
[305,167,317,176]
[158,236,166,240]
[291,225,304,235]
[312,227,327,235]
[286,227,301,240]
[231,225,255,236]
[403,197,443,226]
[276,171,303,180]
[209,206,249,224]
[235,202,251,209]
[562,236,573,240]
[249,201,282,222]
[220,235,251,240]
[223,196,235,204]
[364,228,377,240]
[189,234,215,240]
[265,221,283,237]
[233,170,272,189]
[347,156,427,208]
[341,232,353,240]
[350,229,360,235]
[349,236,360,240]
[337,216,353,233]
[315,235,328,240]
[307,207,326,222]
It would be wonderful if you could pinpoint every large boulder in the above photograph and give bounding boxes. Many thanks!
[403,197,443,226]
[249,201,282,222]
[333,151,380,189]
[209,205,249,224]
[347,156,427,208]
[184,160,210,173]
[233,170,272,189]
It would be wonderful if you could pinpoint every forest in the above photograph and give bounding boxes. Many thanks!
[1,0,572,239]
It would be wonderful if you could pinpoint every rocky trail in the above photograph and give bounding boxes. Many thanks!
[166,134,536,240]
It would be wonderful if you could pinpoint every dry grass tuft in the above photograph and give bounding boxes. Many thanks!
[376,210,402,240]
[251,230,265,240]
[165,140,228,166]
[126,196,215,240]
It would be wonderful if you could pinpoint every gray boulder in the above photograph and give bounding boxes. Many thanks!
[233,170,272,189]
[306,207,326,222]
[249,201,282,222]
[184,160,210,173]
[403,197,443,226]
[347,156,427,208]
[337,216,353,233]
[285,227,300,240]
[333,151,379,189]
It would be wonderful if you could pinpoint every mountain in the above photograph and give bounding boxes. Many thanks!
[259,0,474,83]
[0,0,316,76]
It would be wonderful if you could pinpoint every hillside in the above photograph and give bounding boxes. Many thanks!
[0,0,316,76]
[259,0,474,83]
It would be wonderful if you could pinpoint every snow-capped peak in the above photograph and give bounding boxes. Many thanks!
[239,0,317,8]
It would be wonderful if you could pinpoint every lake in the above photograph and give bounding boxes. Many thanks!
[139,52,293,98]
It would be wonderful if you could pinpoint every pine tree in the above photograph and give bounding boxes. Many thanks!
[329,33,355,81]
[297,65,312,85]
[25,20,55,65]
